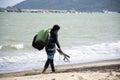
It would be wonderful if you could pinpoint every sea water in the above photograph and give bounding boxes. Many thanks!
[0,12,120,73]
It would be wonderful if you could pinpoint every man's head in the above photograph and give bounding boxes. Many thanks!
[52,24,60,30]
[51,24,60,33]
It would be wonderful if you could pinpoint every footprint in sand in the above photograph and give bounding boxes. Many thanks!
[51,78,56,80]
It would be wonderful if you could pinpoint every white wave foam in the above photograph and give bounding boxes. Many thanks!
[0,41,120,73]
[70,41,120,54]
[0,51,46,73]
[0,41,120,63]
[0,46,2,50]
[11,44,24,49]
[0,44,24,50]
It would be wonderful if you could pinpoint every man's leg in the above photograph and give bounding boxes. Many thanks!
[50,59,55,72]
[42,59,50,73]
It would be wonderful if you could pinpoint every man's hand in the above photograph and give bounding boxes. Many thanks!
[57,48,70,61]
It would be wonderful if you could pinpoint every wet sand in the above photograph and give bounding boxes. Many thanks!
[0,59,120,80]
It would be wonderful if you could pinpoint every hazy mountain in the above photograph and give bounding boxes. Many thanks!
[13,0,120,12]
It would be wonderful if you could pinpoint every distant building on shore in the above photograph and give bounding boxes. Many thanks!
[0,7,79,13]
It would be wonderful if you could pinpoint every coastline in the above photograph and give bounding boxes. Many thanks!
[0,59,120,80]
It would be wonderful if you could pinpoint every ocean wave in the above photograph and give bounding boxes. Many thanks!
[0,46,2,50]
[0,44,24,50]
[0,41,120,74]
[0,41,120,63]
[0,51,46,74]
[70,41,120,54]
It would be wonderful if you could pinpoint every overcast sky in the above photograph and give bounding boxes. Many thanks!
[0,0,25,8]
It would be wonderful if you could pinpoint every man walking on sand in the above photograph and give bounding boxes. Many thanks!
[42,24,70,73]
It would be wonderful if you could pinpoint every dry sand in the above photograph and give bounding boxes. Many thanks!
[0,59,120,80]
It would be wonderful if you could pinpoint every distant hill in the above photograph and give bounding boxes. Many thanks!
[13,0,120,12]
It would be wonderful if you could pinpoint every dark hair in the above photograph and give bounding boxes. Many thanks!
[51,24,60,31]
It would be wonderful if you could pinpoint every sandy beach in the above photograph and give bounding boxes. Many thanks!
[0,59,120,80]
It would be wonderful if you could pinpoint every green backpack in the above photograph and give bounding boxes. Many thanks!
[32,28,50,50]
